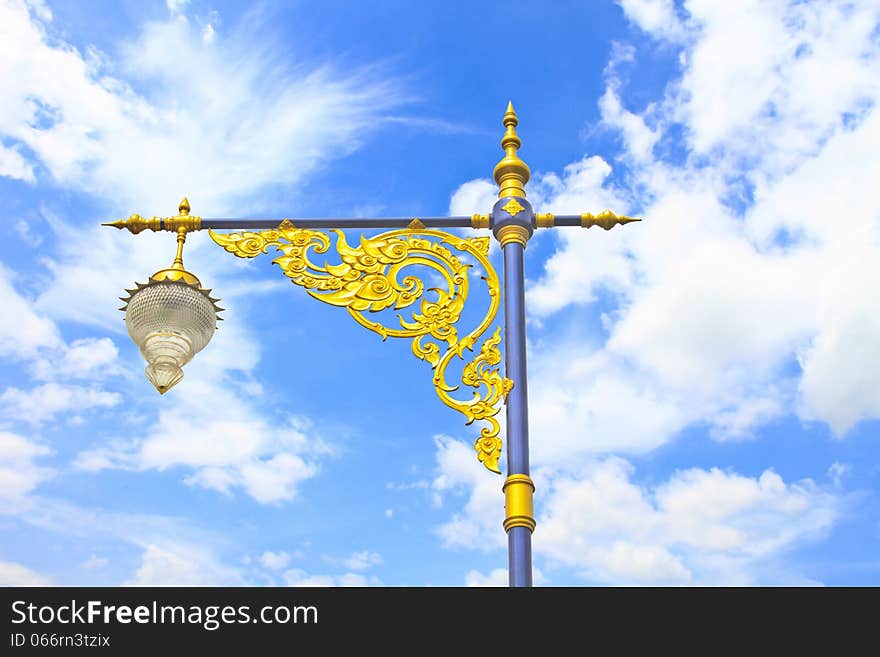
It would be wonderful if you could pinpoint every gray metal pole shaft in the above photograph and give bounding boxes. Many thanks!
[502,240,532,587]
[199,217,474,230]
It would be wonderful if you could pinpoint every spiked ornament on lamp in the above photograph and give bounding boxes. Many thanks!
[117,199,223,394]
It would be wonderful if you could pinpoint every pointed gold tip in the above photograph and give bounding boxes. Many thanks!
[503,100,518,126]
[101,213,162,234]
[580,211,643,230]
[179,197,190,215]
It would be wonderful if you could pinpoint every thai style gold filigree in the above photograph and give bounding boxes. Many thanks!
[210,222,511,473]
[501,198,525,217]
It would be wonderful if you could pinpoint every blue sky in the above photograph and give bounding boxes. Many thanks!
[1,0,879,586]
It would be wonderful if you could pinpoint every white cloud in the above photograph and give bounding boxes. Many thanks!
[618,0,685,42]
[23,0,51,22]
[31,337,121,381]
[81,554,109,570]
[673,1,879,165]
[166,0,189,15]
[431,436,505,551]
[282,568,377,587]
[430,438,840,584]
[0,431,54,506]
[14,219,42,246]
[343,550,383,571]
[527,348,688,463]
[538,460,840,585]
[79,424,322,505]
[449,179,498,216]
[599,86,659,163]
[464,568,508,587]
[525,156,635,315]
[126,543,243,586]
[0,264,61,359]
[827,462,851,489]
[0,560,51,586]
[1,382,120,425]
[0,143,34,181]
[259,550,295,571]
[464,567,546,586]
[1,491,262,586]
[201,23,215,44]
[709,395,784,441]
[75,375,329,504]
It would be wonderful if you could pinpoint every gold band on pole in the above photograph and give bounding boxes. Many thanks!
[495,224,530,248]
[503,473,536,533]
[471,214,490,229]
[535,213,555,228]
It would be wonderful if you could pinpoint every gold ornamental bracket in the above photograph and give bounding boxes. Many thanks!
[210,222,511,474]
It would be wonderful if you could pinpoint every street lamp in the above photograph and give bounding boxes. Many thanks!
[118,210,223,394]
[104,102,640,586]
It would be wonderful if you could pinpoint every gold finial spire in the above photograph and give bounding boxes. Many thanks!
[493,101,530,199]
[179,197,190,215]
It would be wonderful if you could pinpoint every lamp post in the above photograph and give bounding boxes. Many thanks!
[105,102,640,587]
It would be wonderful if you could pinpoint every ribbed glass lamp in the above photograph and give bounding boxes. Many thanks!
[120,213,222,394]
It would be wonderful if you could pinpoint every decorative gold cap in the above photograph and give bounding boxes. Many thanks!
[493,101,530,199]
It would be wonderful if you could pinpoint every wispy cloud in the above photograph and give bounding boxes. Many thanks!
[0,0,406,213]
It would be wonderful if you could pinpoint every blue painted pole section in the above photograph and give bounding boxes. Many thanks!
[503,241,532,587]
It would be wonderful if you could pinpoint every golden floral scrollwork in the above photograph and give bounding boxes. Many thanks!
[210,222,510,473]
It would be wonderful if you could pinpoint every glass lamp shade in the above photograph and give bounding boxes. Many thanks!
[123,279,219,394]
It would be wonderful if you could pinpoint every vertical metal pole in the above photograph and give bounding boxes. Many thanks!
[492,102,536,587]
[502,240,533,587]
